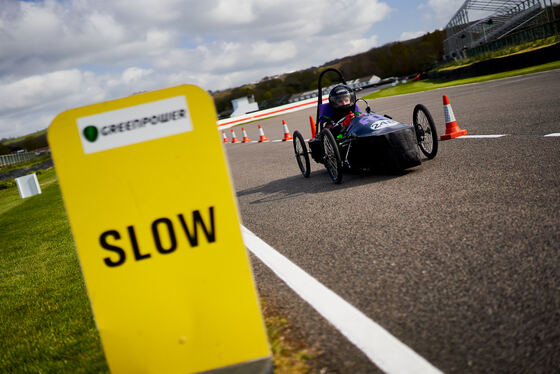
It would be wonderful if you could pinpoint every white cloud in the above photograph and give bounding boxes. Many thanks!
[210,0,257,24]
[421,0,465,26]
[0,69,108,139]
[0,0,395,138]
[122,67,153,84]
[1,0,390,81]
[0,70,95,113]
[400,31,426,41]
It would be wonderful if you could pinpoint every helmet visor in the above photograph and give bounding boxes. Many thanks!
[332,92,351,108]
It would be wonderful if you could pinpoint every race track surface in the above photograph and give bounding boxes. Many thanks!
[224,70,560,373]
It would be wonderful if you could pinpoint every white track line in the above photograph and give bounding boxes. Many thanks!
[457,135,508,138]
[241,226,442,374]
[545,133,560,137]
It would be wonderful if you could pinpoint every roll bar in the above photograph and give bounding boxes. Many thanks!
[316,68,347,131]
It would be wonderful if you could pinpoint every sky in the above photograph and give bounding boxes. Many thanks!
[0,0,476,139]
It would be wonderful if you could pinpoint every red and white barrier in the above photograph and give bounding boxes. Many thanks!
[217,96,329,130]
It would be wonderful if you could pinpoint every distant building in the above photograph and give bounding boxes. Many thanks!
[11,147,26,154]
[366,75,381,86]
[287,74,383,104]
[230,95,259,117]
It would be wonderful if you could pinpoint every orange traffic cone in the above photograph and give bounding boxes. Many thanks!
[258,125,269,142]
[241,127,252,143]
[222,130,230,143]
[309,115,317,141]
[282,120,293,141]
[440,95,467,140]
[230,129,240,143]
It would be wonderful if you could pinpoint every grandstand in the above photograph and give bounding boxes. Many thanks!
[443,0,554,59]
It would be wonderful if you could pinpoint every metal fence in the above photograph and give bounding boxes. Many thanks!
[0,152,37,168]
[466,19,560,57]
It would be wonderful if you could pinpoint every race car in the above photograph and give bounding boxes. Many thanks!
[292,68,438,184]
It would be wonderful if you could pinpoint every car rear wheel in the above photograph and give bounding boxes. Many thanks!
[293,130,310,177]
[321,128,343,184]
[413,104,438,159]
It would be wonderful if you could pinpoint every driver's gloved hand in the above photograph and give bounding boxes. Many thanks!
[341,113,355,127]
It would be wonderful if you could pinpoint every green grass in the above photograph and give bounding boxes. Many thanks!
[436,37,560,71]
[1,128,47,145]
[262,300,319,373]
[0,169,56,216]
[0,182,109,373]
[363,60,560,100]
[36,168,58,186]
[0,170,317,372]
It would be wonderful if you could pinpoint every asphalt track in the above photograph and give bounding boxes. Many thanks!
[224,69,560,373]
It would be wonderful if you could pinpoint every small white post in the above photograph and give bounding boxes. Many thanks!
[15,173,42,199]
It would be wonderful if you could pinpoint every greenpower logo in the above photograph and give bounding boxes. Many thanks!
[83,126,99,142]
[77,96,192,154]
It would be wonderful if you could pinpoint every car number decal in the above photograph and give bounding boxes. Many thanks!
[370,118,398,130]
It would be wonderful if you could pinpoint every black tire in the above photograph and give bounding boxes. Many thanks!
[293,131,310,177]
[321,128,343,184]
[413,104,438,159]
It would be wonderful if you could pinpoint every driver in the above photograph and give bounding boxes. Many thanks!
[321,84,358,136]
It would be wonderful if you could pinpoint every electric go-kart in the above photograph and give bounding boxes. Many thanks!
[292,68,438,184]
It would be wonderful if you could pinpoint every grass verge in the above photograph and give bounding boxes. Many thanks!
[436,37,560,71]
[262,300,321,373]
[363,60,560,100]
[0,172,318,373]
[0,168,57,216]
[1,128,48,146]
[0,182,109,373]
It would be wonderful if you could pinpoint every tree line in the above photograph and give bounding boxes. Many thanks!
[0,133,48,155]
[212,29,445,117]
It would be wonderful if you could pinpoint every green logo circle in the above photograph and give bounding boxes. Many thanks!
[83,126,99,142]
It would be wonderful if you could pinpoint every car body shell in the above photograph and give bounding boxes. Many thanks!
[309,112,421,172]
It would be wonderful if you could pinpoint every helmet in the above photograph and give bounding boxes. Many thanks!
[329,85,356,112]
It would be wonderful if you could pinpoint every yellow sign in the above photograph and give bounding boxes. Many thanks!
[48,85,271,373]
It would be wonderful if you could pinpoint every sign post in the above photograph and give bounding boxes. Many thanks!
[48,85,271,373]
